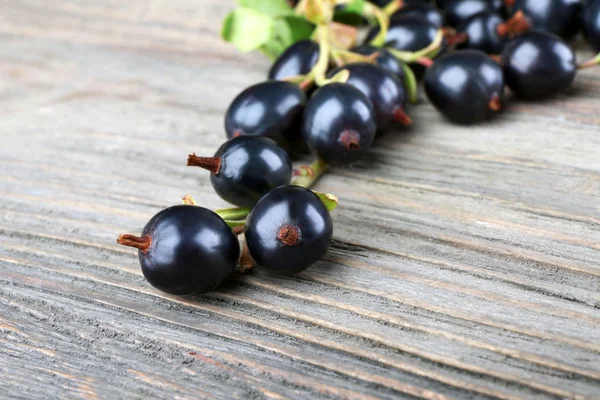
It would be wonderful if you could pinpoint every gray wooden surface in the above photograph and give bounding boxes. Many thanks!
[1,1,599,399]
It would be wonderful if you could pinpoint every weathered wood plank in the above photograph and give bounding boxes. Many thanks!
[1,0,599,399]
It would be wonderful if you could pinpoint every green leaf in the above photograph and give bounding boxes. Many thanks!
[238,0,294,16]
[260,41,286,59]
[221,8,274,52]
[258,19,290,59]
[283,16,315,43]
[273,17,294,46]
[260,16,315,59]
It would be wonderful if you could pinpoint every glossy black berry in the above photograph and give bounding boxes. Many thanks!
[117,205,240,295]
[245,185,333,274]
[329,63,411,131]
[424,50,504,124]
[435,0,453,7]
[391,4,444,28]
[444,0,507,28]
[583,0,600,51]
[501,31,576,99]
[351,44,406,79]
[268,40,319,81]
[512,0,582,41]
[302,83,376,164]
[366,17,445,79]
[224,81,306,148]
[187,136,292,208]
[457,10,530,54]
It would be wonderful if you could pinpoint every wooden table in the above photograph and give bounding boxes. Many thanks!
[1,1,599,399]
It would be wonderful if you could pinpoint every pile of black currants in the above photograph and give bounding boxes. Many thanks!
[118,0,600,296]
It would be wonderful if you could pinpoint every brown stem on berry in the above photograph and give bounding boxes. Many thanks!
[393,107,413,126]
[298,79,313,91]
[278,224,300,246]
[497,11,530,37]
[232,130,242,138]
[442,27,457,38]
[416,57,434,68]
[503,0,515,7]
[237,241,255,273]
[187,154,221,174]
[117,234,151,253]
[446,32,468,46]
[182,194,197,205]
[339,130,361,150]
[488,54,502,64]
[488,95,502,112]
[232,225,245,235]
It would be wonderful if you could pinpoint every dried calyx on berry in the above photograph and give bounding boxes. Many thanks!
[117,205,240,296]
[424,50,504,124]
[187,136,292,208]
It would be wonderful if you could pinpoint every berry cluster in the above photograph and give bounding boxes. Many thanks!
[118,0,600,296]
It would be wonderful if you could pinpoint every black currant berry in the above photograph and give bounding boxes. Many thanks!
[512,0,583,41]
[302,83,376,164]
[224,81,306,148]
[501,31,575,99]
[583,0,600,52]
[351,44,406,80]
[268,40,320,81]
[436,0,453,7]
[366,17,444,79]
[443,0,508,27]
[424,50,504,124]
[329,63,411,131]
[245,185,333,274]
[457,11,530,54]
[391,4,444,28]
[187,136,292,208]
[117,205,240,295]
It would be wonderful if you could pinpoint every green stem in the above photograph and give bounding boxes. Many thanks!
[215,207,251,221]
[225,220,246,229]
[578,52,600,70]
[291,159,329,188]
[383,0,403,16]
[400,62,418,104]
[364,3,390,47]
[386,29,444,63]
[331,48,379,66]
[312,25,332,86]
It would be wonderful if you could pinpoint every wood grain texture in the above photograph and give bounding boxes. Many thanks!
[1,0,599,399]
